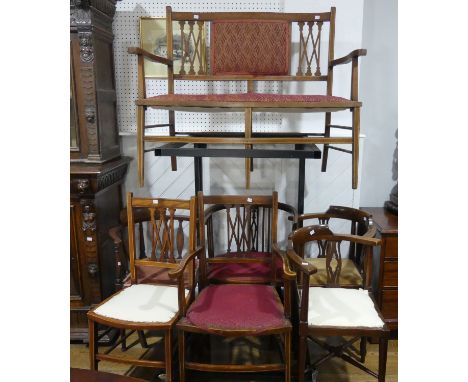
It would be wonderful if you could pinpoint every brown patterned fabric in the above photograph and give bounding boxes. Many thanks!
[210,20,290,75]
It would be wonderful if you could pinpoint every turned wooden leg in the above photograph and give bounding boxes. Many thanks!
[165,329,173,382]
[285,331,292,382]
[378,337,388,382]
[360,336,367,363]
[352,107,360,189]
[178,330,185,382]
[321,112,331,172]
[88,319,98,371]
[297,335,307,382]
[137,105,145,187]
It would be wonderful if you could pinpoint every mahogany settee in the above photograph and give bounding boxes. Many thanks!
[129,6,366,189]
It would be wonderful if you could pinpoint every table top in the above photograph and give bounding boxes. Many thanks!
[70,369,146,382]
[360,207,398,234]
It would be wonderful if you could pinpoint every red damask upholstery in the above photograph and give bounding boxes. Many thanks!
[186,284,288,330]
[208,251,282,283]
[146,93,349,104]
[211,20,290,75]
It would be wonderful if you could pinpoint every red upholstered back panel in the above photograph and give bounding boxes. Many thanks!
[210,20,290,75]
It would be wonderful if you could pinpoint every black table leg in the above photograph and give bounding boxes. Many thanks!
[296,144,306,224]
[194,144,206,193]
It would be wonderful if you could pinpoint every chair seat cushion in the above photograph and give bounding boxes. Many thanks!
[207,251,282,283]
[186,284,288,331]
[143,93,351,106]
[308,287,384,328]
[93,284,188,323]
[306,258,362,286]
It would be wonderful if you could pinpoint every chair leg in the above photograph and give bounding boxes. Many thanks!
[165,329,173,382]
[137,105,145,187]
[360,336,367,363]
[178,330,185,382]
[297,335,307,382]
[378,337,388,382]
[321,112,331,172]
[88,319,98,371]
[121,329,127,351]
[352,107,360,189]
[137,330,148,348]
[285,331,291,382]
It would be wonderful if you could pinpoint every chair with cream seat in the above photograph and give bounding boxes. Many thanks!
[286,225,389,382]
[87,193,203,382]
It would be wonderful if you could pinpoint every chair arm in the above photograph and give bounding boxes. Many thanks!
[168,246,204,279]
[286,248,318,276]
[272,243,296,280]
[127,47,174,67]
[329,49,367,68]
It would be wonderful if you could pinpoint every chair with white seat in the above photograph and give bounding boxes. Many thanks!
[87,193,203,382]
[286,225,389,382]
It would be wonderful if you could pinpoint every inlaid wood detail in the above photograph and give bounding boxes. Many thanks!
[178,20,206,75]
[296,20,323,76]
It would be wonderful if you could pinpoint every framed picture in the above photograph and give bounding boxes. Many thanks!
[139,17,206,78]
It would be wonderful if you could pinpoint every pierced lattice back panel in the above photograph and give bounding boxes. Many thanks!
[114,0,282,135]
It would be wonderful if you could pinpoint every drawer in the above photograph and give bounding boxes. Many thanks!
[383,236,398,258]
[380,289,398,320]
[382,261,398,287]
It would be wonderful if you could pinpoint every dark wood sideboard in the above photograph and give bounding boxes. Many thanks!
[70,0,130,342]
[361,207,398,335]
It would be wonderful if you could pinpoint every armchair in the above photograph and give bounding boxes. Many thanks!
[87,193,202,382]
[287,225,389,382]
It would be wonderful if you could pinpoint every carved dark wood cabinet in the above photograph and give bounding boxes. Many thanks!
[70,0,129,342]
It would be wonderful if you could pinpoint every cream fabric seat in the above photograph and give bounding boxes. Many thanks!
[94,284,189,323]
[308,287,384,328]
[306,258,362,286]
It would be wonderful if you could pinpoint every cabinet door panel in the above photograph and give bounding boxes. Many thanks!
[70,204,85,305]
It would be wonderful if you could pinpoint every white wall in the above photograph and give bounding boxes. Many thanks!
[359,0,398,206]
[115,0,394,220]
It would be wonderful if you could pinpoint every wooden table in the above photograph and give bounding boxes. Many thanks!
[360,207,398,335]
[70,369,146,382]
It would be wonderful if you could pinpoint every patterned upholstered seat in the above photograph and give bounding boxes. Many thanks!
[186,284,289,331]
[306,258,363,286]
[207,251,282,283]
[139,93,358,109]
[123,264,195,288]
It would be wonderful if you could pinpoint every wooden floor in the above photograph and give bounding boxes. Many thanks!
[70,333,397,382]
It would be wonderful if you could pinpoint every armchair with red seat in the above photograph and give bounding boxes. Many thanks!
[174,232,296,381]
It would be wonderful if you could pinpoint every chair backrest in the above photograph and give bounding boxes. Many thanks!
[197,192,283,257]
[289,225,380,288]
[126,192,197,285]
[166,6,336,81]
[295,205,375,265]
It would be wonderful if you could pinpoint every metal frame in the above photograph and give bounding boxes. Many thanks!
[153,142,321,215]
